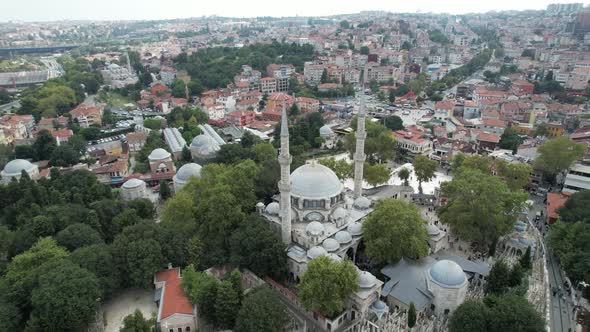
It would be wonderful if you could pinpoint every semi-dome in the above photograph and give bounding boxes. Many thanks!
[429,260,466,288]
[265,202,280,216]
[323,238,340,252]
[427,224,441,236]
[372,300,387,311]
[2,159,36,176]
[332,207,347,221]
[305,221,325,236]
[348,222,363,236]
[290,162,342,199]
[335,230,352,244]
[353,196,371,210]
[122,178,145,189]
[307,246,327,259]
[319,125,334,138]
[148,148,171,161]
[358,271,377,288]
[175,163,202,182]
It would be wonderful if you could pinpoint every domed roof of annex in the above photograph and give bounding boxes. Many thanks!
[319,124,334,137]
[290,162,342,199]
[265,202,280,215]
[2,159,36,176]
[426,224,441,236]
[122,178,146,189]
[190,134,220,155]
[148,148,171,161]
[322,238,340,252]
[307,246,327,260]
[175,163,202,182]
[429,260,467,288]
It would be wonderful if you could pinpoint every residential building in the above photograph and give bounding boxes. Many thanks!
[260,77,277,95]
[126,132,148,152]
[393,130,433,156]
[563,163,590,193]
[154,267,196,332]
[70,104,104,128]
[226,110,255,127]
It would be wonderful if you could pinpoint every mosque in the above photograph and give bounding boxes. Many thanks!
[1,159,39,184]
[256,93,487,328]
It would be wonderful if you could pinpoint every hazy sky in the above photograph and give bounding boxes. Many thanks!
[3,0,589,22]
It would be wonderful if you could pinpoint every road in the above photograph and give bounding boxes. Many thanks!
[527,194,573,332]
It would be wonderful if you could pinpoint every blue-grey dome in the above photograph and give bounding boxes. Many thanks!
[148,148,170,161]
[175,163,202,182]
[427,224,441,236]
[335,230,352,244]
[348,222,363,236]
[358,271,377,288]
[291,162,342,199]
[2,159,36,176]
[305,221,325,236]
[122,178,145,189]
[319,125,334,138]
[307,246,327,259]
[265,202,280,215]
[429,260,466,288]
[190,134,220,157]
[323,238,340,252]
[353,196,371,210]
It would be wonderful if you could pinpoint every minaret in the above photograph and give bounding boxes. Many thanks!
[353,89,367,198]
[125,51,132,73]
[278,100,292,245]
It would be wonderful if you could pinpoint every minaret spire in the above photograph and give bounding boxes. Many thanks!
[278,99,292,244]
[353,89,367,198]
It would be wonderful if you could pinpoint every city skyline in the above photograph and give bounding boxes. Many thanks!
[2,0,590,22]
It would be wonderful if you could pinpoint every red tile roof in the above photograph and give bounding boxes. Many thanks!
[547,192,571,221]
[155,268,193,320]
[477,132,500,143]
[483,118,506,128]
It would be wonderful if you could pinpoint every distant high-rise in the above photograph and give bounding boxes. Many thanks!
[547,3,584,15]
[574,9,590,37]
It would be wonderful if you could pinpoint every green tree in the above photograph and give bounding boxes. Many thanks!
[363,162,390,188]
[360,46,370,55]
[186,235,204,268]
[535,137,586,179]
[449,300,490,332]
[484,294,545,331]
[159,180,171,200]
[121,309,154,332]
[32,129,57,161]
[363,199,429,263]
[299,256,358,318]
[486,260,511,294]
[556,190,590,223]
[495,160,533,192]
[398,167,411,186]
[439,169,528,250]
[143,118,164,130]
[519,246,532,270]
[319,157,353,179]
[321,68,328,84]
[71,244,120,298]
[0,279,21,331]
[413,155,437,193]
[548,221,590,283]
[55,223,103,251]
[340,20,351,29]
[229,216,287,279]
[508,263,524,288]
[408,302,417,328]
[215,280,241,329]
[384,115,404,131]
[161,190,198,234]
[235,286,286,332]
[388,89,396,104]
[29,259,101,331]
[498,127,523,152]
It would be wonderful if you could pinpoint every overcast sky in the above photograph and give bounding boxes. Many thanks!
[2,0,589,22]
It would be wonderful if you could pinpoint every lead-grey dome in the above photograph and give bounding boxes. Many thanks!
[323,238,340,252]
[265,202,280,215]
[191,134,220,156]
[307,246,327,259]
[175,163,202,182]
[427,224,440,236]
[353,197,371,210]
[122,178,145,189]
[332,207,347,221]
[358,271,377,288]
[335,230,352,244]
[2,159,36,176]
[305,221,325,236]
[291,163,342,199]
[429,260,466,288]
[148,148,171,161]
[319,125,334,138]
[348,222,363,236]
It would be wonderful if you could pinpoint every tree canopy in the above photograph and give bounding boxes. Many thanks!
[363,199,429,263]
[413,155,437,193]
[535,137,586,177]
[235,286,286,332]
[299,256,358,318]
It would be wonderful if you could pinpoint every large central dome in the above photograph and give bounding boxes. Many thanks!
[290,162,342,199]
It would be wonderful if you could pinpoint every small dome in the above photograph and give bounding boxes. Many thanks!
[372,300,388,311]
[191,135,220,157]
[327,253,342,262]
[291,163,342,199]
[332,207,347,221]
[191,134,215,147]
[519,238,534,246]
[175,163,202,182]
[429,260,466,287]
[335,230,352,244]
[305,221,325,236]
[265,202,280,215]
[319,125,334,138]
[358,271,377,288]
[427,224,441,236]
[307,246,327,259]
[256,202,265,208]
[353,197,371,210]
[2,159,36,176]
[148,148,171,161]
[348,222,363,236]
[323,238,340,252]
[122,178,145,189]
